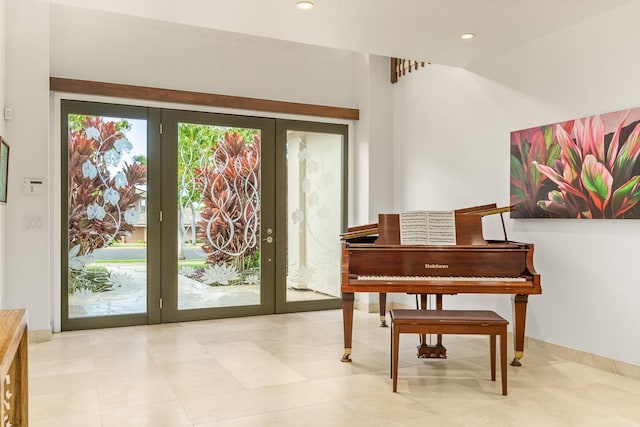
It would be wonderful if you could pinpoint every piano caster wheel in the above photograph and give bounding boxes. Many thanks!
[510,351,523,366]
[341,354,352,363]
[380,319,388,328]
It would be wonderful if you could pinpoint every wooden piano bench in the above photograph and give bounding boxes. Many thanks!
[390,309,508,395]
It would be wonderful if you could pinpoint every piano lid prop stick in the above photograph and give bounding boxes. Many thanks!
[471,205,514,217]
[500,211,508,241]
[470,205,512,241]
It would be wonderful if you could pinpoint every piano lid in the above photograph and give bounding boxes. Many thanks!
[340,223,378,241]
[341,204,513,246]
[377,204,512,246]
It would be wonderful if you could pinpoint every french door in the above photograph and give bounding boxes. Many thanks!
[159,110,276,322]
[61,101,345,330]
[275,121,347,313]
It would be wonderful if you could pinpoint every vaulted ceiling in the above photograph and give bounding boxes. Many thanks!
[47,0,635,67]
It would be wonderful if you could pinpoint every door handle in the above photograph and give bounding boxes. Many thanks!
[263,236,274,243]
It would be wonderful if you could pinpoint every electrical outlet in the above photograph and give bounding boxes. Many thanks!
[23,216,43,229]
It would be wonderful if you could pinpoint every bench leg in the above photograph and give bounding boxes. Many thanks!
[501,330,507,395]
[490,334,496,381]
[390,320,393,379]
[392,325,400,392]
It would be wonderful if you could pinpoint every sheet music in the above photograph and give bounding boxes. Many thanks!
[426,210,456,245]
[399,210,456,245]
[399,211,428,245]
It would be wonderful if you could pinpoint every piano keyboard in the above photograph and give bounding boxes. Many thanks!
[357,275,527,282]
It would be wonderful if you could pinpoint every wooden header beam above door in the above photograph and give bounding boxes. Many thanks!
[50,77,359,121]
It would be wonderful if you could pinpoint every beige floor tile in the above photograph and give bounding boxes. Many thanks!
[26,309,640,427]
[577,416,640,427]
[285,355,377,381]
[99,399,193,427]
[168,372,246,401]
[97,377,177,407]
[192,401,376,427]
[179,388,268,424]
[30,411,103,427]
[29,334,93,361]
[162,360,246,400]
[228,364,306,389]
[205,341,307,388]
[250,380,334,411]
[30,389,100,419]
[29,355,95,378]
[93,363,165,388]
[29,371,97,396]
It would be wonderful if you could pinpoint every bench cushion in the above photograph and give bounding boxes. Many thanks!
[390,309,508,326]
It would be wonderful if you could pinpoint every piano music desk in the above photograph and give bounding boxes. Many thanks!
[390,309,508,395]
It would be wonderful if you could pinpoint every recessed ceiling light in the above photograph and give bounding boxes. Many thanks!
[460,33,475,40]
[296,1,314,10]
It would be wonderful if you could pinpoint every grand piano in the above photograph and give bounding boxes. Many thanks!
[340,203,541,366]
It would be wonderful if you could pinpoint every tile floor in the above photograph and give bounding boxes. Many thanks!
[29,309,640,426]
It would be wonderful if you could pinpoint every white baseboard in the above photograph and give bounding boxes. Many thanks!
[525,336,640,380]
[29,329,52,343]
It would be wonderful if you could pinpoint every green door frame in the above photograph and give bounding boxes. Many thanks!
[61,101,348,330]
[274,119,348,314]
[60,100,162,330]
[159,109,277,322]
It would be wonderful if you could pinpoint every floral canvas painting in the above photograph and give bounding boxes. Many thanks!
[510,108,640,219]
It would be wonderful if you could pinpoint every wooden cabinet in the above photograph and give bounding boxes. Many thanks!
[0,309,28,427]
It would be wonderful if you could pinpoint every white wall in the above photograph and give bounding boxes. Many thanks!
[0,0,6,309]
[392,2,640,366]
[351,54,394,225]
[3,0,50,331]
[367,55,394,221]
[49,5,359,109]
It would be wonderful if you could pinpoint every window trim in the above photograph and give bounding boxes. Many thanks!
[50,77,359,121]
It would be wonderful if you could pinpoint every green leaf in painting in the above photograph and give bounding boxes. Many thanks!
[534,161,585,200]
[580,154,613,211]
[611,175,640,217]
[606,110,629,170]
[537,191,569,216]
[555,125,582,182]
[612,122,640,184]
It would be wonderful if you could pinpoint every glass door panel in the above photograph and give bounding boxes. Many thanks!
[176,123,262,310]
[276,121,346,312]
[62,101,159,330]
[286,131,342,301]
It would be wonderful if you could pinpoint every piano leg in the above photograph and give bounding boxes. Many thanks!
[341,292,355,362]
[379,293,388,327]
[418,294,427,349]
[417,294,447,359]
[511,294,529,366]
